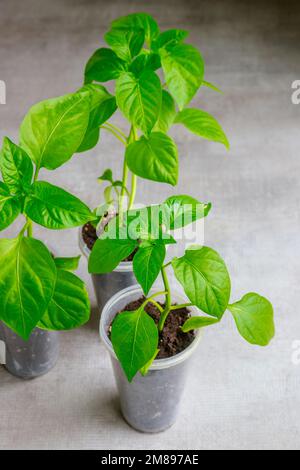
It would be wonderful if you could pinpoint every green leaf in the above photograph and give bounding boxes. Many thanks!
[172,246,231,318]
[20,92,90,170]
[0,138,33,194]
[84,48,127,83]
[160,43,204,110]
[140,348,160,376]
[162,195,211,230]
[24,181,94,230]
[116,71,162,135]
[77,84,117,153]
[111,13,159,46]
[228,293,275,346]
[174,108,229,149]
[98,169,113,184]
[129,52,161,76]
[182,316,219,333]
[0,182,21,231]
[38,269,90,331]
[152,29,189,51]
[202,80,222,93]
[111,306,159,381]
[0,237,56,340]
[54,256,81,271]
[88,236,138,274]
[153,90,176,133]
[105,28,145,62]
[133,241,166,295]
[126,132,178,186]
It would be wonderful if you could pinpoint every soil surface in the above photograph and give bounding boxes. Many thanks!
[82,222,137,261]
[111,297,195,359]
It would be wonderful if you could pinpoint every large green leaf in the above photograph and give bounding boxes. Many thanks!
[153,90,176,133]
[105,27,145,62]
[160,43,204,110]
[0,182,21,231]
[0,138,33,194]
[84,48,127,83]
[77,84,117,152]
[126,132,178,186]
[0,237,56,340]
[228,293,275,346]
[133,241,166,295]
[174,108,229,149]
[129,52,161,77]
[54,256,81,271]
[38,269,90,331]
[111,306,159,381]
[20,92,90,170]
[116,70,162,135]
[24,181,94,230]
[182,316,219,333]
[162,195,211,230]
[152,29,189,51]
[172,246,231,318]
[111,13,159,46]
[88,236,138,274]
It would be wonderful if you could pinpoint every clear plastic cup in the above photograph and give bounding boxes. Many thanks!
[100,284,202,433]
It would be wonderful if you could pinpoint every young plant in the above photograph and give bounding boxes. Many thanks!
[0,90,97,340]
[79,12,229,235]
[90,197,275,382]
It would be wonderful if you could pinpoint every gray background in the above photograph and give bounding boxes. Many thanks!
[0,0,299,450]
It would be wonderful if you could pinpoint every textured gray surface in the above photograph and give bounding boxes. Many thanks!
[0,0,299,450]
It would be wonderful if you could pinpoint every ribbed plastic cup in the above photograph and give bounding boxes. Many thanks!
[79,228,136,312]
[0,322,59,379]
[100,285,202,433]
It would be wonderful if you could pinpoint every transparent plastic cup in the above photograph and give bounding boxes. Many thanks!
[0,322,59,379]
[100,285,202,433]
[79,228,136,311]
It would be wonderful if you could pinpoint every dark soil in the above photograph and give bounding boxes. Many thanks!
[82,222,137,261]
[111,297,195,360]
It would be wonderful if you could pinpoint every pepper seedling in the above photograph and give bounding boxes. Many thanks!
[90,196,275,382]
[78,12,229,234]
[0,90,97,340]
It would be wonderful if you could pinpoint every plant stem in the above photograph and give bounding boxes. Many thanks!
[128,174,137,210]
[170,303,193,311]
[19,219,30,237]
[158,265,172,332]
[146,299,164,314]
[118,158,129,222]
[128,126,138,210]
[163,261,172,269]
[26,219,33,237]
[100,125,126,145]
[33,165,40,183]
[105,122,127,139]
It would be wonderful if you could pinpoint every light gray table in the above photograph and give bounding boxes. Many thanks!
[0,0,299,450]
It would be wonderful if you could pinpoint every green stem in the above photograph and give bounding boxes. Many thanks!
[26,219,33,237]
[158,266,172,332]
[141,291,168,313]
[33,165,40,183]
[119,158,129,222]
[128,126,138,210]
[128,174,137,210]
[19,220,30,237]
[146,299,164,314]
[100,125,126,145]
[170,303,193,311]
[105,122,127,139]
